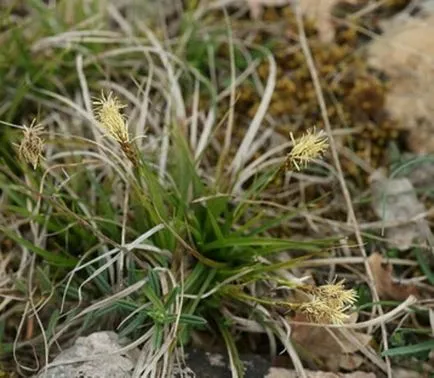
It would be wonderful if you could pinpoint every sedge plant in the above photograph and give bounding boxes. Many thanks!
[0,6,357,376]
[0,91,356,377]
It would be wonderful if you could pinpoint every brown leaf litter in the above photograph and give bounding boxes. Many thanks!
[290,312,372,371]
[368,252,419,300]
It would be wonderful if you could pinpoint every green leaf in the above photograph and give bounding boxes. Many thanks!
[148,270,161,298]
[251,255,312,274]
[244,212,298,236]
[85,266,111,295]
[36,265,53,294]
[152,324,163,349]
[203,236,324,252]
[165,286,181,307]
[116,300,141,312]
[382,340,434,357]
[232,169,277,223]
[46,309,60,340]
[94,303,118,318]
[204,206,224,241]
[135,164,175,250]
[415,249,434,285]
[1,227,78,267]
[170,124,204,202]
[0,320,4,347]
[119,311,148,338]
[142,284,165,312]
[215,315,245,377]
[178,265,216,343]
[178,314,207,326]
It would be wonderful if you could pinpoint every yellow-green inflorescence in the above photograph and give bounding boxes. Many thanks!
[286,128,329,171]
[93,91,138,166]
[18,119,45,170]
[298,280,358,324]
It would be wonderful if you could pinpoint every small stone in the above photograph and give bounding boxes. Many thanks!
[34,332,139,378]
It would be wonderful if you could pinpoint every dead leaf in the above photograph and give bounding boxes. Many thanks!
[339,354,365,371]
[290,313,372,371]
[368,252,419,300]
[368,14,434,154]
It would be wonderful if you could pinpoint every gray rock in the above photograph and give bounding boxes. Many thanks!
[370,169,429,250]
[174,348,271,378]
[35,334,377,377]
[35,332,138,378]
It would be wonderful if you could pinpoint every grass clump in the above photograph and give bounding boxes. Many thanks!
[0,23,342,372]
[0,1,429,377]
[0,87,339,375]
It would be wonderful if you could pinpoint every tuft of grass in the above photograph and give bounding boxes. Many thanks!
[1,1,429,377]
[0,67,336,378]
[1,10,328,370]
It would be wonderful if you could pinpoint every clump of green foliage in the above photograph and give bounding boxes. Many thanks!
[2,84,342,375]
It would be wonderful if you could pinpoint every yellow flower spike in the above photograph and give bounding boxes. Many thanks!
[298,295,349,325]
[18,119,44,170]
[93,91,129,144]
[93,91,138,166]
[286,128,329,171]
[298,279,357,324]
[314,279,358,310]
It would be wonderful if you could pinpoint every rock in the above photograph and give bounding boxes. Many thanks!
[265,367,376,377]
[176,348,271,378]
[34,332,138,378]
[35,337,380,378]
[402,156,434,189]
[368,7,434,154]
[370,169,428,250]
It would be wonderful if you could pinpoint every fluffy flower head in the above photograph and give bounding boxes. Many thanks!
[287,128,328,171]
[18,119,44,169]
[298,279,357,324]
[93,91,129,144]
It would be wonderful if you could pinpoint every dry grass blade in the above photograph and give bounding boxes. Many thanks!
[294,4,392,376]
[231,50,276,175]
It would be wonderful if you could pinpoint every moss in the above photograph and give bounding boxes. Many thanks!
[211,2,411,185]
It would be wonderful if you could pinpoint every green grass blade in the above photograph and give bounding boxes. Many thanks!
[215,316,244,378]
[1,227,78,267]
[176,314,207,326]
[415,249,434,285]
[203,236,324,252]
[382,340,434,357]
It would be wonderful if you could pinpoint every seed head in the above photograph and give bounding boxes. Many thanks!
[93,91,129,144]
[18,119,44,170]
[93,92,139,166]
[286,128,328,171]
[298,295,349,324]
[314,279,358,310]
[298,280,357,324]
